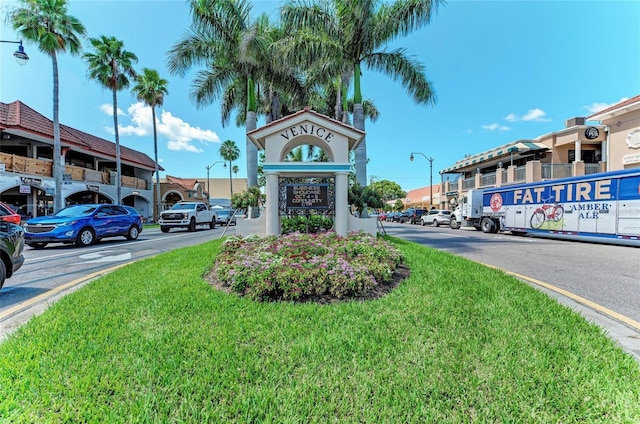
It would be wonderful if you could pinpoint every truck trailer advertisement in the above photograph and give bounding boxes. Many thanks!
[453,169,640,246]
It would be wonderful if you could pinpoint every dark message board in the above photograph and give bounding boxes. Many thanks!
[286,184,329,209]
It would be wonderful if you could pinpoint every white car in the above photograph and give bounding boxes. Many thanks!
[215,209,236,226]
[420,209,452,227]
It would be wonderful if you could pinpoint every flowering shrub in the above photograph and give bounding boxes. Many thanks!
[215,231,405,302]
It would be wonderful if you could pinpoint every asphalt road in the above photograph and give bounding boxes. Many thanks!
[381,220,640,361]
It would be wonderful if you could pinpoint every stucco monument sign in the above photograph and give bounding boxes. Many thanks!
[238,107,376,236]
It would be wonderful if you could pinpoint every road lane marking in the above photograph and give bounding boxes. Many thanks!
[79,252,132,263]
[0,263,128,321]
[483,263,640,332]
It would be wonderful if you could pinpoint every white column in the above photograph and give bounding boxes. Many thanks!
[574,140,582,163]
[265,172,280,235]
[334,172,348,236]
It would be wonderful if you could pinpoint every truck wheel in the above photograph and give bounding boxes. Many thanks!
[450,218,460,229]
[160,226,170,233]
[491,219,500,233]
[210,218,216,229]
[188,218,196,232]
[480,217,495,233]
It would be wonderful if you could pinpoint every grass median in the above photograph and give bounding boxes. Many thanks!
[1,236,639,422]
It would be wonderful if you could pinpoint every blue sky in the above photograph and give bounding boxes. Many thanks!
[1,0,639,192]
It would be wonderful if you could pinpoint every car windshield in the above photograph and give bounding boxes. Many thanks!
[217,210,230,216]
[55,205,98,217]
[171,203,196,210]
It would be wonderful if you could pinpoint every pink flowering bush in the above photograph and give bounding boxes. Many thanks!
[215,231,405,302]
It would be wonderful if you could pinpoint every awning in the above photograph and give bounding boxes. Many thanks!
[443,140,550,173]
[512,141,550,156]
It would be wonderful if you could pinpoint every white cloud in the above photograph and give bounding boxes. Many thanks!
[505,108,551,123]
[159,110,221,152]
[119,103,151,137]
[100,103,125,117]
[521,108,550,122]
[100,101,221,152]
[482,123,510,131]
[584,98,628,114]
[505,113,518,122]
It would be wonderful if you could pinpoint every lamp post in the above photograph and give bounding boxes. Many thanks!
[410,152,434,209]
[0,40,29,65]
[206,161,226,202]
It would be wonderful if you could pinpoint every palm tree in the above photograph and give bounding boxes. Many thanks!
[285,146,304,162]
[167,1,306,188]
[219,140,240,200]
[131,68,168,221]
[9,0,86,213]
[281,0,441,186]
[84,35,138,205]
[232,165,239,179]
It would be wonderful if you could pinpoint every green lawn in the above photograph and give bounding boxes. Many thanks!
[1,237,639,423]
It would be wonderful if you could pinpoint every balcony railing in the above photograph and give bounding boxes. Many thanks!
[585,163,601,175]
[0,152,148,189]
[541,164,572,179]
[480,172,496,187]
[462,177,475,190]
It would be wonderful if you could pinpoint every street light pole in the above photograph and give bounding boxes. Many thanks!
[0,40,29,65]
[206,161,226,202]
[409,152,434,209]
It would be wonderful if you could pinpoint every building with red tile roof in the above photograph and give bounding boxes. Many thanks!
[0,100,160,220]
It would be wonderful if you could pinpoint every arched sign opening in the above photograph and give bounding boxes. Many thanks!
[247,108,369,236]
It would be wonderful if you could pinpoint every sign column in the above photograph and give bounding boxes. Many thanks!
[265,172,279,235]
[334,172,349,235]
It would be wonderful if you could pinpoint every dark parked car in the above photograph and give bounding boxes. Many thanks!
[421,209,452,227]
[385,212,400,222]
[397,212,410,223]
[404,208,427,224]
[24,204,143,248]
[0,221,25,290]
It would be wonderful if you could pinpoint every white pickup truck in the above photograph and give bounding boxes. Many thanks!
[158,201,217,233]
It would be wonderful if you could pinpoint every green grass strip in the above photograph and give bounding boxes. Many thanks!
[1,237,639,423]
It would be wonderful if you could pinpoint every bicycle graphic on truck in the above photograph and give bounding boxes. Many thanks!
[530,197,564,229]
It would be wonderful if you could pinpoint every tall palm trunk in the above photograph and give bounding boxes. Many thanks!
[228,160,234,200]
[246,111,258,187]
[152,106,161,220]
[341,70,351,125]
[112,88,122,204]
[246,76,258,187]
[353,62,367,187]
[52,52,63,213]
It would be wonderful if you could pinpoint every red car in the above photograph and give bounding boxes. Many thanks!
[0,202,22,225]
